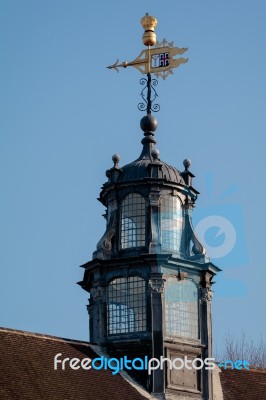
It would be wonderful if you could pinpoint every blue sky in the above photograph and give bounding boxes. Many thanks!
[1,0,265,351]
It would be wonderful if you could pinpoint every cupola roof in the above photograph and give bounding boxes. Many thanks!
[106,114,185,185]
[119,155,184,184]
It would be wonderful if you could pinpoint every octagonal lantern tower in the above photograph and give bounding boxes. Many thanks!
[79,14,220,400]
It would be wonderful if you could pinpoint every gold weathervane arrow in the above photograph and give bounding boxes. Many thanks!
[107,14,188,80]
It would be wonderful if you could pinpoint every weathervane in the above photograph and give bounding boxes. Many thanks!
[107,14,188,114]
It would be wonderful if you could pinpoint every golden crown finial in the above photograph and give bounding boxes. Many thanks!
[141,13,158,47]
[141,13,157,31]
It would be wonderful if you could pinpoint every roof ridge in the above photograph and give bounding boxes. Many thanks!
[0,326,90,346]
[220,366,266,373]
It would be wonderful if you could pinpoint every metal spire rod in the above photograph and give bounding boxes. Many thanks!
[138,72,159,114]
[147,73,152,114]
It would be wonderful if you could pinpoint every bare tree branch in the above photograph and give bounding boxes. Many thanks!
[214,331,266,368]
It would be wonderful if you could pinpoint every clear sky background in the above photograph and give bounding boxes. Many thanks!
[1,1,265,352]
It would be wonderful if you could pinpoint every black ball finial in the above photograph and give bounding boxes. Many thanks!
[140,114,158,133]
[112,153,121,167]
[183,158,192,170]
[151,148,160,159]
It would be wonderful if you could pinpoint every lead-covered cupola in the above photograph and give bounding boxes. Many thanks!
[79,14,220,400]
[94,112,206,262]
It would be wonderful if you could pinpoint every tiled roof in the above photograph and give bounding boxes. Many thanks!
[220,368,266,400]
[0,327,147,400]
[1,327,266,400]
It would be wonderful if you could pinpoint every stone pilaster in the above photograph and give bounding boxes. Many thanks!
[200,273,214,400]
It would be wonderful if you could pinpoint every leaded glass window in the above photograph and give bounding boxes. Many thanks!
[161,195,182,253]
[121,194,146,249]
[108,276,147,335]
[165,278,199,339]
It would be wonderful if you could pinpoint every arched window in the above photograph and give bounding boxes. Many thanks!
[165,278,199,339]
[121,193,146,249]
[108,276,146,335]
[161,195,182,253]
